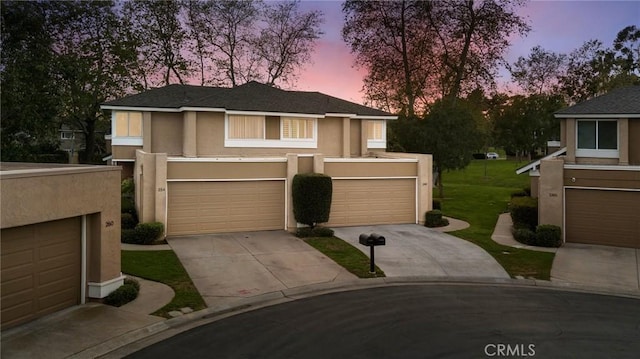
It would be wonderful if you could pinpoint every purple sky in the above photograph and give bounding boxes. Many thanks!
[293,0,640,104]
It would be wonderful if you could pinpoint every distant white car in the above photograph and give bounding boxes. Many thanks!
[486,152,499,159]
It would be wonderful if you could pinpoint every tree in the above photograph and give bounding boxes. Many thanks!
[342,0,529,116]
[510,46,566,95]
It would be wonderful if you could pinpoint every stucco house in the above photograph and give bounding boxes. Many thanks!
[517,85,640,248]
[101,81,432,236]
[0,163,123,329]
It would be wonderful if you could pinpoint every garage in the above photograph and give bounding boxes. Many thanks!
[167,181,286,235]
[1,217,81,329]
[565,189,640,248]
[328,178,416,227]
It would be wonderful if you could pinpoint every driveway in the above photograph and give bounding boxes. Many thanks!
[552,243,640,292]
[332,224,509,279]
[167,231,356,307]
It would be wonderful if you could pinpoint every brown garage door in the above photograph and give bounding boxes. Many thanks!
[1,217,81,329]
[328,178,416,227]
[565,189,640,248]
[167,181,285,235]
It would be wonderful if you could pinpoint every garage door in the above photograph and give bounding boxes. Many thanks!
[565,189,640,248]
[167,181,285,235]
[1,217,81,329]
[328,178,416,227]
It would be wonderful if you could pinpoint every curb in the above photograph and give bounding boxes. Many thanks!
[91,277,640,358]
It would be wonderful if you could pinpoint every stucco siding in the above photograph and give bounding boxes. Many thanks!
[629,120,640,165]
[167,161,287,180]
[325,161,417,178]
[112,145,142,160]
[350,119,361,157]
[151,112,183,155]
[564,168,640,189]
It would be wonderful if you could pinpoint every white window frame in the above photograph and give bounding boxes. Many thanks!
[60,131,74,140]
[280,117,316,142]
[367,120,387,149]
[225,113,317,148]
[575,119,619,158]
[111,111,143,146]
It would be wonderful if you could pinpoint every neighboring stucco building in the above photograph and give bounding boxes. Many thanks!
[101,81,433,236]
[517,86,640,248]
[1,163,123,329]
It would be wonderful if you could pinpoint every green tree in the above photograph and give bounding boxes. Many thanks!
[510,46,566,95]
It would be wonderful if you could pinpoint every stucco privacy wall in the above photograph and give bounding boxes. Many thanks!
[136,151,432,233]
[538,158,564,228]
[0,164,123,296]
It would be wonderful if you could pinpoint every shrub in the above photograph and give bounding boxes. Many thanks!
[121,196,136,216]
[510,190,528,198]
[432,199,442,210]
[535,225,562,247]
[512,227,536,245]
[523,185,532,197]
[296,226,335,238]
[121,213,137,230]
[135,222,164,245]
[121,228,140,244]
[103,278,139,307]
[472,153,486,160]
[292,173,332,228]
[121,178,135,198]
[425,210,449,228]
[509,196,538,231]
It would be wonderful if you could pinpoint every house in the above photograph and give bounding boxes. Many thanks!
[0,163,123,329]
[59,124,85,164]
[517,85,640,248]
[100,81,433,236]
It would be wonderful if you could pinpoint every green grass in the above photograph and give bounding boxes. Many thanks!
[304,237,385,278]
[440,160,555,280]
[121,250,206,317]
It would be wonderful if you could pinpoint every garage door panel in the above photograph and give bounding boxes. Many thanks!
[566,189,640,248]
[168,181,285,235]
[329,179,416,227]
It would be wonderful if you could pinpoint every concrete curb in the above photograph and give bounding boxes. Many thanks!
[94,276,640,358]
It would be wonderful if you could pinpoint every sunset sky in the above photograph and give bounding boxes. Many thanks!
[293,0,640,104]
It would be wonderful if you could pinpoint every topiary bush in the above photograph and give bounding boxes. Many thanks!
[135,222,164,245]
[535,225,562,247]
[103,278,140,307]
[292,173,332,228]
[512,227,536,245]
[121,212,138,230]
[509,196,538,231]
[121,228,139,244]
[296,226,335,238]
[425,210,449,228]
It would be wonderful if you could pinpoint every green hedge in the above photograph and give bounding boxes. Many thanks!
[103,278,140,307]
[121,213,138,230]
[535,225,562,247]
[292,173,332,228]
[432,199,442,210]
[296,226,335,238]
[509,196,538,231]
[425,210,449,228]
[512,227,536,245]
[121,222,164,245]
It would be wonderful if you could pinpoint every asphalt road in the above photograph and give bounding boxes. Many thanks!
[127,285,640,358]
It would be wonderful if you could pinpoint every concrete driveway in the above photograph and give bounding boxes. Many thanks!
[332,224,509,279]
[167,231,356,308]
[552,243,640,292]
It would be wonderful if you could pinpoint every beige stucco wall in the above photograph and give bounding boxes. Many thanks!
[324,161,417,177]
[629,120,640,165]
[113,145,142,160]
[167,161,287,180]
[564,168,640,189]
[350,119,362,157]
[151,112,183,155]
[135,150,167,223]
[562,117,638,166]
[0,164,122,286]
[538,158,564,228]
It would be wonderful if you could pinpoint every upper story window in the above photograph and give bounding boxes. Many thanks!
[112,111,143,146]
[282,118,314,139]
[60,131,74,140]
[576,120,618,158]
[228,115,264,139]
[367,120,386,148]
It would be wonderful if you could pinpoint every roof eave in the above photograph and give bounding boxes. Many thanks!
[555,113,640,119]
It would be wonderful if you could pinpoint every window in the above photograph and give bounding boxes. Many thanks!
[367,120,386,148]
[61,131,74,140]
[228,115,264,139]
[115,112,142,137]
[282,118,314,139]
[576,120,618,158]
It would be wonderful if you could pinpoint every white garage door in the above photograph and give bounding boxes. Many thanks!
[328,178,416,227]
[1,217,81,329]
[167,181,285,235]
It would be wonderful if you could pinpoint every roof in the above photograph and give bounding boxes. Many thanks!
[555,85,640,118]
[515,147,567,175]
[102,81,395,118]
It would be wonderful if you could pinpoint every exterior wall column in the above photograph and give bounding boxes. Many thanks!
[538,158,564,229]
[183,111,197,157]
[565,118,576,164]
[360,120,369,157]
[142,112,152,153]
[619,118,629,165]
[136,150,157,223]
[313,153,325,173]
[155,154,167,232]
[286,154,299,232]
[416,154,433,225]
[342,118,350,158]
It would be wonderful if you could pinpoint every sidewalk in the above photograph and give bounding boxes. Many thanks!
[491,213,557,253]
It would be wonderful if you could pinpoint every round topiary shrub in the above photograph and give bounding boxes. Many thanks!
[425,210,449,228]
[509,196,538,231]
[295,226,335,238]
[535,225,562,247]
[292,173,332,228]
[121,212,138,230]
[135,222,164,245]
[103,278,140,307]
[512,227,536,245]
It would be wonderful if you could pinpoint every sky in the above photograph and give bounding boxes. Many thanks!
[292,0,640,104]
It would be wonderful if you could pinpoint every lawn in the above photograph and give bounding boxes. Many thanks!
[121,250,207,317]
[439,160,555,280]
[304,236,385,278]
